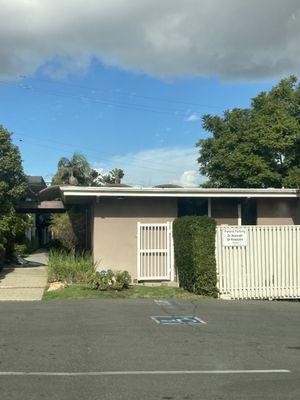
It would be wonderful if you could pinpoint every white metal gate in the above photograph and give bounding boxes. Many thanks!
[137,222,174,281]
[216,225,300,300]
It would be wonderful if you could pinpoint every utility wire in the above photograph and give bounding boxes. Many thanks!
[16,135,195,176]
[24,76,225,110]
[14,132,192,172]
[17,139,181,186]
[0,77,226,114]
[19,85,190,117]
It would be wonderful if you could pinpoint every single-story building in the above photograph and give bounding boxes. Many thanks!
[39,185,300,283]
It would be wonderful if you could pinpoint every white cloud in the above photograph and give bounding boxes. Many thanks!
[185,114,201,122]
[93,146,204,187]
[0,1,300,81]
[178,170,199,187]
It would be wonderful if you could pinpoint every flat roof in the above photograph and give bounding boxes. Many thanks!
[59,186,300,199]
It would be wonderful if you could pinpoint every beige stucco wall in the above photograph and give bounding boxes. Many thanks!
[91,196,300,281]
[257,198,300,225]
[92,197,177,280]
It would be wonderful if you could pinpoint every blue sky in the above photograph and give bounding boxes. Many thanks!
[0,1,298,186]
[0,60,274,186]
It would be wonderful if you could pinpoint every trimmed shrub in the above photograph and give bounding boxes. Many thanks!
[47,249,95,283]
[87,269,132,291]
[173,216,218,297]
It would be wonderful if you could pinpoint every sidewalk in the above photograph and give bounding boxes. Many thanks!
[0,249,48,301]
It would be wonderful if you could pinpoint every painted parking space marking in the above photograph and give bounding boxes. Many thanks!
[0,370,290,376]
[151,316,206,325]
[154,299,184,310]
[154,299,174,307]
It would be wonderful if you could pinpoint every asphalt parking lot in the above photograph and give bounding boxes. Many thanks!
[0,298,299,400]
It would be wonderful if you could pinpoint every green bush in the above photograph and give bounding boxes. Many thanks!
[14,243,28,257]
[47,238,64,250]
[0,212,32,260]
[114,270,131,290]
[14,237,39,258]
[49,209,87,252]
[47,249,95,283]
[87,269,132,291]
[87,269,114,290]
[49,213,77,251]
[173,216,218,297]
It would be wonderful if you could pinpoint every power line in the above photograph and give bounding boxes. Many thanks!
[14,132,190,172]
[17,138,184,186]
[19,85,189,117]
[0,77,226,114]
[15,134,196,177]
[28,76,225,110]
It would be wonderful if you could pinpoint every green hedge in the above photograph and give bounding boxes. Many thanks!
[173,216,218,297]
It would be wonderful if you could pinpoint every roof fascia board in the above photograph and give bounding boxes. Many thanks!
[62,191,298,198]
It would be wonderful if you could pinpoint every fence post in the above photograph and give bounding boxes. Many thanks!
[170,222,175,282]
[137,222,141,282]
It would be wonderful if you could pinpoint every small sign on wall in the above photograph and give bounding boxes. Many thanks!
[222,227,248,247]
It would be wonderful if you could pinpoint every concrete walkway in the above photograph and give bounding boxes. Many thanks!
[0,249,48,301]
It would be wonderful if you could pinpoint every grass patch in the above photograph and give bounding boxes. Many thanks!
[43,284,203,301]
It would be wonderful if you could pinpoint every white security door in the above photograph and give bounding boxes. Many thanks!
[137,222,174,281]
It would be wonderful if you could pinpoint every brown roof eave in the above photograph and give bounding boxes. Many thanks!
[38,185,62,201]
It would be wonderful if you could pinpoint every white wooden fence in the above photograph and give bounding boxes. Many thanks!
[216,225,300,300]
[137,222,174,281]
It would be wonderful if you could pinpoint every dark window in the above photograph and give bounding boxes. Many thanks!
[211,198,238,219]
[178,198,208,217]
[241,199,257,225]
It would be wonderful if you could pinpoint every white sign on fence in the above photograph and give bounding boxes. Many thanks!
[222,227,248,247]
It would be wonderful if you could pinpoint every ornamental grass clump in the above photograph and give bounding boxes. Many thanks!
[47,249,95,284]
[173,216,218,297]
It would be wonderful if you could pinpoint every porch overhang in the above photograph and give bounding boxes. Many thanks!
[16,200,65,213]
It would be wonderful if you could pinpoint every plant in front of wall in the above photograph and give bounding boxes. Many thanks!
[87,269,131,291]
[173,216,218,297]
[47,249,95,283]
[49,213,77,252]
[87,269,114,290]
[49,209,87,252]
[113,270,131,290]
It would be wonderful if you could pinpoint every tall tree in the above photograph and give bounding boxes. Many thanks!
[0,126,27,259]
[197,76,300,188]
[52,153,125,186]
[99,168,125,185]
[51,153,97,186]
[0,126,26,213]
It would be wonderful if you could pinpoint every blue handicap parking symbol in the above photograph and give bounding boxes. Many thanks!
[151,316,206,325]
